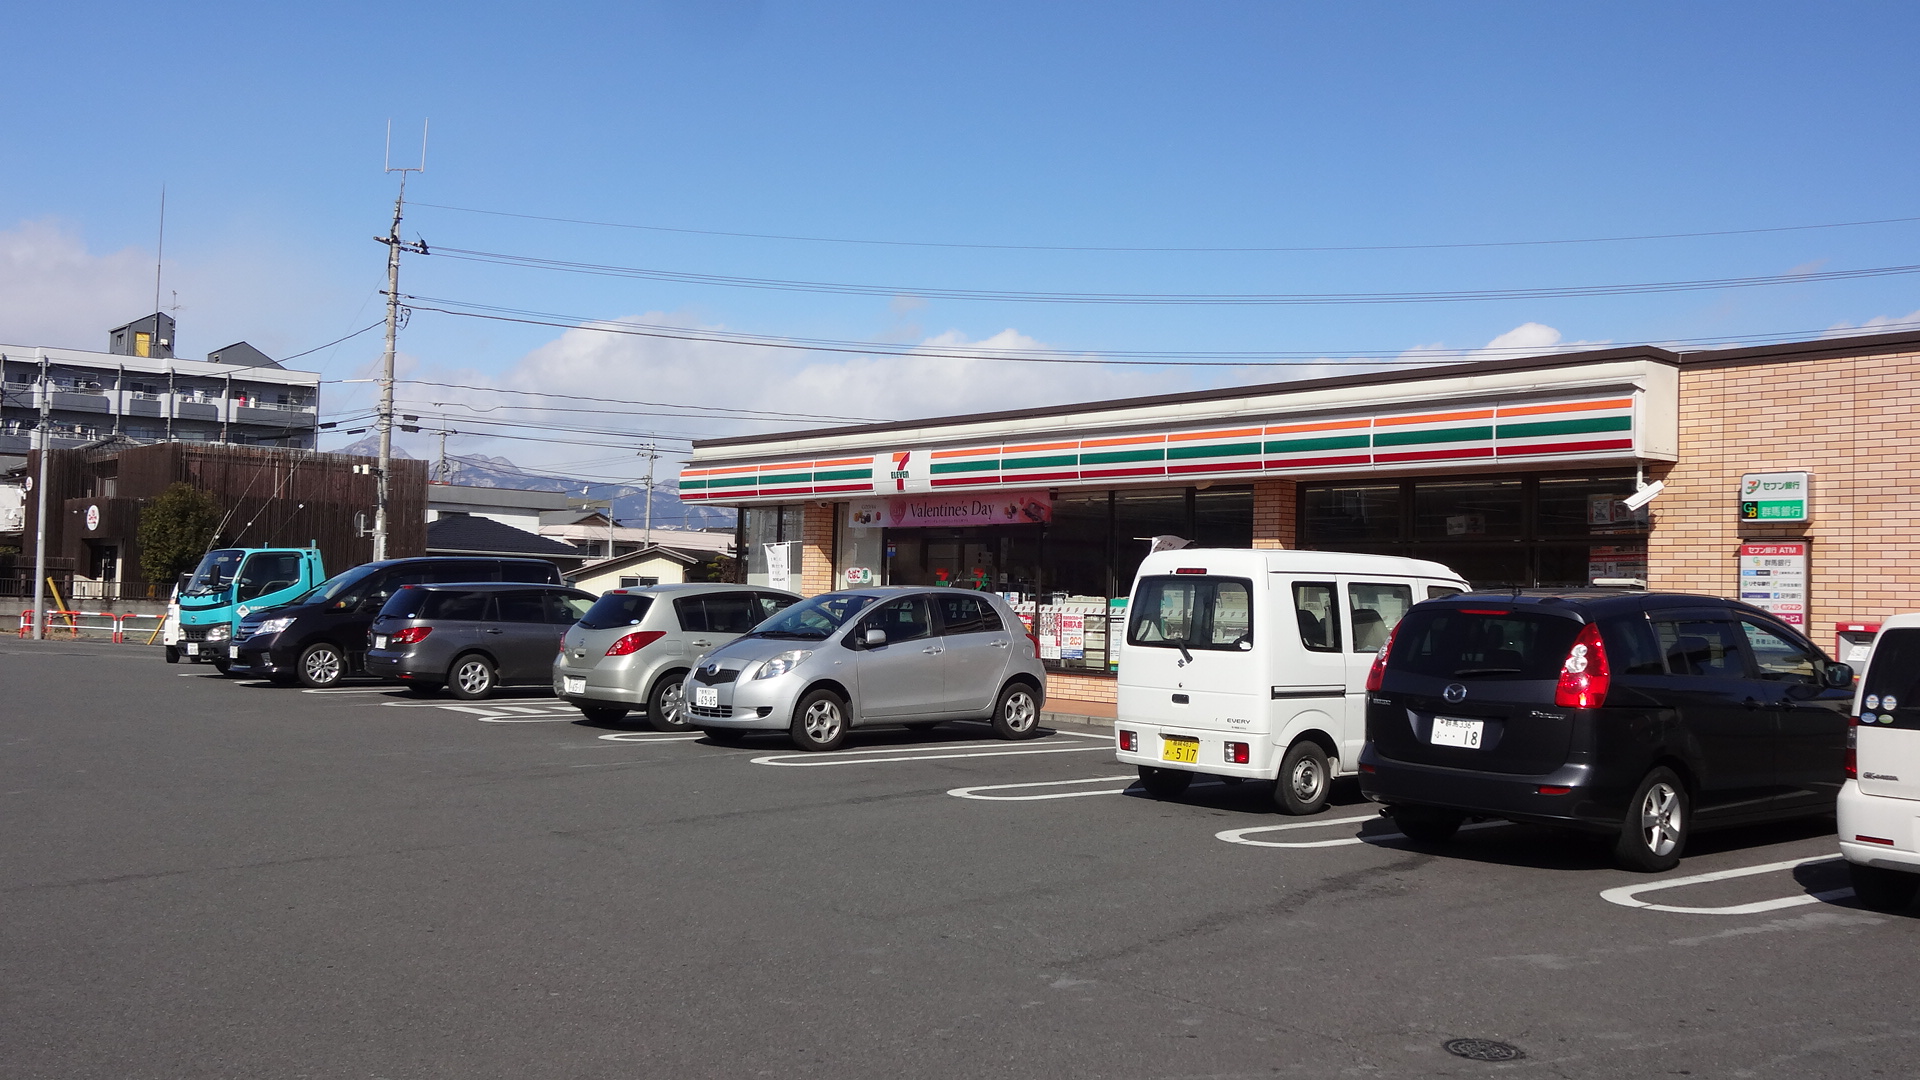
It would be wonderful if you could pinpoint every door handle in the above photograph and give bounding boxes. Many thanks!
[690,641,712,648]
[486,628,503,635]
[988,640,1009,648]
[923,646,943,655]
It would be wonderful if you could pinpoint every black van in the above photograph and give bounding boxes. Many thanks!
[226,557,565,688]
[1358,591,1855,871]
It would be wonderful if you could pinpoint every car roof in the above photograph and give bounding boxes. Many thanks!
[402,581,586,592]
[607,582,793,595]
[1430,589,1807,626]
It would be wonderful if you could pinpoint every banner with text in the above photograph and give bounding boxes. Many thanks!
[847,492,1053,529]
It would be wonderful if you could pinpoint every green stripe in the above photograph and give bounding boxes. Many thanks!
[1079,447,1165,465]
[1263,434,1370,454]
[930,458,1001,474]
[1167,440,1262,460]
[705,475,758,489]
[811,468,873,482]
[1003,453,1078,470]
[1371,424,1493,448]
[758,471,812,485]
[1495,415,1631,440]
[677,479,708,491]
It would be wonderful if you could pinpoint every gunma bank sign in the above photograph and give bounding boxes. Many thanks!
[1739,471,1810,522]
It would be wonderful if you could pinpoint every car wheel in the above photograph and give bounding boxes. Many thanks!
[164,646,179,664]
[790,689,849,752]
[1848,862,1920,913]
[989,683,1041,740]
[578,705,629,724]
[1390,805,1465,844]
[648,673,692,732]
[1136,765,1191,799]
[405,682,442,697]
[1613,767,1690,872]
[297,643,346,689]
[703,727,747,745]
[1274,740,1331,815]
[211,658,232,676]
[447,654,498,701]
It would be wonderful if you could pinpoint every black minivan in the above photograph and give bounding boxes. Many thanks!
[227,557,565,688]
[1358,591,1855,871]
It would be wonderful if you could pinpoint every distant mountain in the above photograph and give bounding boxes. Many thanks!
[334,437,734,530]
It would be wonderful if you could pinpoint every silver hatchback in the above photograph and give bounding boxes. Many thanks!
[554,583,800,729]
[682,587,1048,751]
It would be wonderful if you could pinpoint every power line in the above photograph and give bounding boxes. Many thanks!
[413,200,1920,255]
[280,320,385,363]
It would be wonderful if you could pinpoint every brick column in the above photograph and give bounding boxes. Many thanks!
[1251,479,1297,549]
[799,503,836,596]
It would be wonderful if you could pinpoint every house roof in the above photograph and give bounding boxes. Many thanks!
[568,544,705,578]
[425,513,586,560]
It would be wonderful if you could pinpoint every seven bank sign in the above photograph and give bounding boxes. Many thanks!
[1739,471,1810,522]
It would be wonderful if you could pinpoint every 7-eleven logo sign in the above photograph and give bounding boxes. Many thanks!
[891,451,912,491]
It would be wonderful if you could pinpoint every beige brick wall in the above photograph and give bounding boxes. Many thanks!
[1653,348,1920,649]
[1048,670,1117,704]
[1252,478,1297,549]
[799,503,836,596]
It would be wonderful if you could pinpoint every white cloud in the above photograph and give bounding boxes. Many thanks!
[0,219,153,351]
[1473,321,1607,358]
[1823,308,1920,337]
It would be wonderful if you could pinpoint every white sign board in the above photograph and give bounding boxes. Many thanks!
[1739,471,1810,522]
[1738,542,1807,627]
[765,541,795,591]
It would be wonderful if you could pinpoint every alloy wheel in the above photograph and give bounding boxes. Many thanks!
[304,649,341,685]
[1639,781,1683,857]
[803,698,842,742]
[456,661,492,696]
[1002,690,1037,733]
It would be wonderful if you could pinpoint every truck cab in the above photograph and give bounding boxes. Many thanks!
[172,547,326,670]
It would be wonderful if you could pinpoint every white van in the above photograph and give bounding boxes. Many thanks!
[1837,612,1920,912]
[1114,548,1468,814]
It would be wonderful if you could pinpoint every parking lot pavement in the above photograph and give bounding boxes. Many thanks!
[4,639,1917,1079]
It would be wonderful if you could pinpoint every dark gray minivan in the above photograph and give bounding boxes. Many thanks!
[366,583,596,699]
[1359,590,1854,871]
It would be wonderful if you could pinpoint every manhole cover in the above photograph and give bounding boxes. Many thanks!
[1443,1038,1524,1062]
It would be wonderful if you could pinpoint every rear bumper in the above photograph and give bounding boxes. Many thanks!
[1358,745,1624,832]
[1837,780,1920,871]
[1113,721,1280,780]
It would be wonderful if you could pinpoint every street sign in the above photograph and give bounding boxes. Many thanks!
[1738,471,1810,521]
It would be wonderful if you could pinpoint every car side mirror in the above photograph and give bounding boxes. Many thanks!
[864,628,887,648]
[1822,663,1854,689]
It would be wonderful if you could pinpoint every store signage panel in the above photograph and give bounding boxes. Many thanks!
[846,492,1053,529]
[1738,471,1810,522]
[1738,542,1808,627]
[681,394,1638,503]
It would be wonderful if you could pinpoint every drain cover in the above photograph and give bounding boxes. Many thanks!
[1443,1038,1524,1062]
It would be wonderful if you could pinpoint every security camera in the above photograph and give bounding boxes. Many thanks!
[1621,480,1666,512]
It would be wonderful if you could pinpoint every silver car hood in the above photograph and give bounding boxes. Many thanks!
[700,633,842,669]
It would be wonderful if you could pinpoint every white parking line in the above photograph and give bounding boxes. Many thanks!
[597,731,706,743]
[300,687,403,695]
[948,775,1139,800]
[1217,814,1507,849]
[751,741,1112,767]
[1600,855,1854,915]
[375,700,583,721]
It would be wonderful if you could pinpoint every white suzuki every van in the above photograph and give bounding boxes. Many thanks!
[1837,612,1920,912]
[1114,548,1467,814]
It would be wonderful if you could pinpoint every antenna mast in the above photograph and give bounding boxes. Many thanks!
[153,185,166,316]
[372,119,429,561]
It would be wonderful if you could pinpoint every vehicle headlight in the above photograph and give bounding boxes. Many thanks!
[254,616,296,636]
[205,624,231,642]
[753,650,813,680]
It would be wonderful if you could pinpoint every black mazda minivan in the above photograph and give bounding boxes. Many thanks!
[1358,590,1855,871]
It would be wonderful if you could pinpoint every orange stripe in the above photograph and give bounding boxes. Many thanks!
[810,456,873,467]
[1167,427,1262,443]
[1001,440,1079,454]
[931,447,997,459]
[757,461,812,472]
[1079,433,1164,449]
[1497,397,1633,418]
[701,464,760,476]
[1264,418,1370,436]
[1373,408,1495,428]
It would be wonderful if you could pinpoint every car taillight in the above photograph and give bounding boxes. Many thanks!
[391,626,432,645]
[1027,632,1041,659]
[1846,716,1859,779]
[1118,730,1137,752]
[1365,623,1400,692]
[1553,623,1611,709]
[606,630,666,656]
[1226,741,1250,764]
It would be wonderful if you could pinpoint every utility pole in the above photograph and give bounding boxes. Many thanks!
[641,444,658,547]
[31,349,50,641]
[371,120,427,561]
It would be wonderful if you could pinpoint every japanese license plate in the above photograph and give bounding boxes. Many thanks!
[563,676,586,695]
[373,635,388,650]
[1431,717,1485,749]
[229,646,241,659]
[184,642,199,656]
[694,687,719,708]
[1161,735,1200,763]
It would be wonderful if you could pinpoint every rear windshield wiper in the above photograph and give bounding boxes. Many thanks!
[1171,635,1194,664]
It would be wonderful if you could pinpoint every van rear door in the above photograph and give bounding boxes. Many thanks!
[1339,579,1419,768]
[1857,628,1920,803]
[1122,573,1263,739]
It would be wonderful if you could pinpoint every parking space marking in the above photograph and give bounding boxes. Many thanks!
[948,775,1139,800]
[1599,855,1854,915]
[300,687,404,695]
[597,731,706,743]
[1217,814,1507,849]
[375,700,584,721]
[751,741,1112,768]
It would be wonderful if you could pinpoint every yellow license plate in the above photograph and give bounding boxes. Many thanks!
[1161,737,1199,764]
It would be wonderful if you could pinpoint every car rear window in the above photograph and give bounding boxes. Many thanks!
[1129,576,1253,651]
[1862,628,1920,730]
[579,592,654,630]
[1389,606,1581,680]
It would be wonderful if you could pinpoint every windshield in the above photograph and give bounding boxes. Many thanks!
[185,549,245,596]
[749,592,879,640]
[1388,606,1582,680]
[578,592,654,631]
[300,565,379,607]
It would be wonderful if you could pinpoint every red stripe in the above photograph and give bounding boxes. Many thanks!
[811,483,874,494]
[1373,447,1494,464]
[931,476,999,487]
[1167,460,1261,475]
[1497,438,1635,457]
[998,469,1079,482]
[1262,454,1371,470]
[1079,466,1166,479]
[758,485,811,496]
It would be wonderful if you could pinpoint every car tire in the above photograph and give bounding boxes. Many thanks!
[648,673,692,732]
[1390,805,1466,844]
[702,727,746,745]
[211,658,232,676]
[1848,862,1920,913]
[1274,740,1332,816]
[1137,765,1192,799]
[578,705,629,724]
[447,654,498,701]
[990,682,1041,740]
[297,643,346,689]
[1614,767,1690,873]
[405,683,442,697]
[790,688,849,752]
[164,646,179,664]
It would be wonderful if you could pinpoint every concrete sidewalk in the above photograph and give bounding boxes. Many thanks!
[1041,696,1115,737]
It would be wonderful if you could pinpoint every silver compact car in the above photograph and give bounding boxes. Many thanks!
[554,584,800,730]
[683,586,1048,751]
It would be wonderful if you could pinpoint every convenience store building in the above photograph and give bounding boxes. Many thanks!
[681,330,1920,706]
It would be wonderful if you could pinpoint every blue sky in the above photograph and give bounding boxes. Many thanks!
[4,2,1918,482]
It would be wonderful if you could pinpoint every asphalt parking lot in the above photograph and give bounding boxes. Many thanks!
[3,640,1914,1079]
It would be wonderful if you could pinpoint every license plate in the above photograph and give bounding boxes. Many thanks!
[694,687,719,708]
[229,646,240,659]
[1431,717,1485,749]
[373,635,388,650]
[1161,736,1200,763]
[563,676,586,695]
[184,642,199,656]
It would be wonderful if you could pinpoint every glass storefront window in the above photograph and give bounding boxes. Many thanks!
[742,504,807,587]
[1045,491,1112,599]
[1194,486,1254,548]
[1413,479,1523,538]
[1304,484,1401,543]
[1114,488,1190,587]
[1537,475,1648,537]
